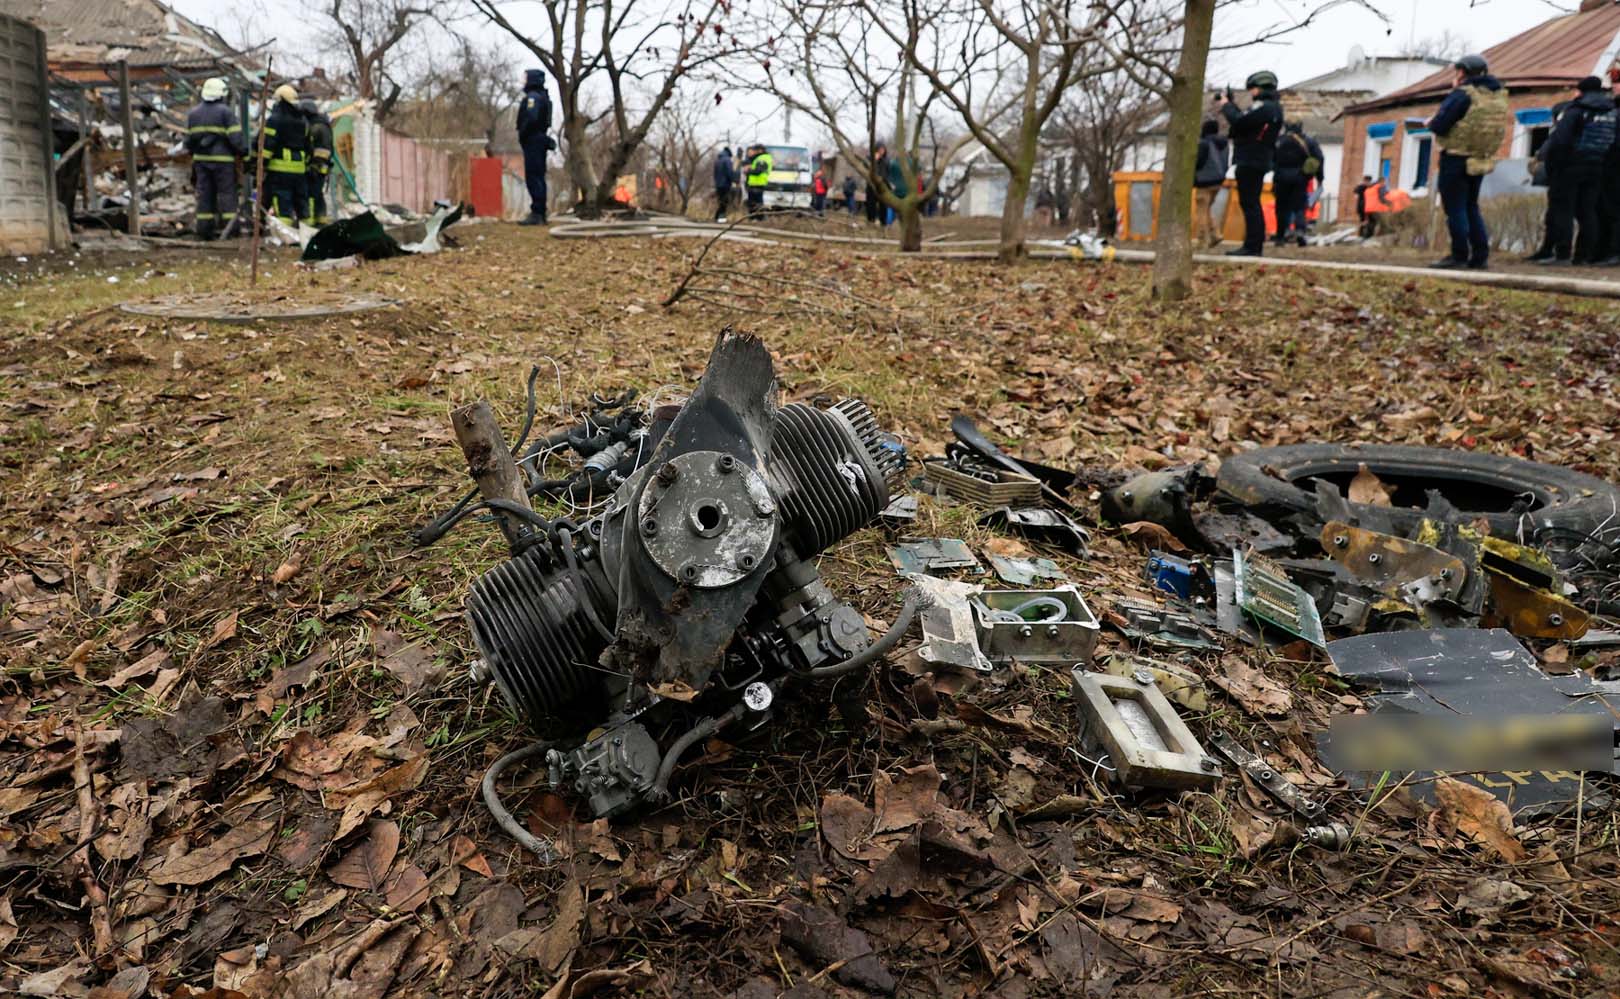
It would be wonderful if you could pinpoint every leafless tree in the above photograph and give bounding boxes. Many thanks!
[650,87,707,215]
[750,0,980,251]
[304,0,451,121]
[1093,0,1388,301]
[1051,59,1165,234]
[469,0,742,217]
[863,0,1108,261]
[398,35,514,147]
[1405,29,1472,62]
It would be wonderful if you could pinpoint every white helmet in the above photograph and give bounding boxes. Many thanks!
[201,77,228,101]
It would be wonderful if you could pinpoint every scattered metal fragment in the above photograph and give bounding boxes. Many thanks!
[909,574,992,673]
[1144,550,1208,601]
[1072,669,1220,790]
[1193,509,1294,556]
[1233,550,1326,647]
[1212,560,1260,644]
[1571,629,1620,649]
[950,414,1081,516]
[1303,823,1353,849]
[979,506,1091,556]
[1207,731,1327,824]
[970,586,1101,665]
[1101,654,1208,711]
[1321,521,1470,611]
[922,457,1042,507]
[1112,597,1223,653]
[1100,465,1212,549]
[1321,628,1619,813]
[878,495,919,526]
[1477,536,1591,639]
[987,554,1067,587]
[887,538,980,574]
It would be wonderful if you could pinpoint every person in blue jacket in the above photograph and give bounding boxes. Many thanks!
[516,69,554,226]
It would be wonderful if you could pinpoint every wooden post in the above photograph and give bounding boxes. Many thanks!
[78,89,93,213]
[451,400,534,550]
[249,57,273,286]
[116,60,139,236]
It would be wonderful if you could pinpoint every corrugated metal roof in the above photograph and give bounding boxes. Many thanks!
[0,0,244,69]
[1347,3,1620,114]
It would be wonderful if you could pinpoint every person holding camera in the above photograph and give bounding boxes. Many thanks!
[1217,72,1284,257]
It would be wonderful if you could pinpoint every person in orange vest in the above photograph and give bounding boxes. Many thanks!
[811,164,829,215]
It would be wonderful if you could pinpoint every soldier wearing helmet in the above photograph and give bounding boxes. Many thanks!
[1426,54,1508,270]
[1216,70,1284,256]
[185,77,246,239]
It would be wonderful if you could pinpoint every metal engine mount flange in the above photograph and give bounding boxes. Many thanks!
[636,450,777,588]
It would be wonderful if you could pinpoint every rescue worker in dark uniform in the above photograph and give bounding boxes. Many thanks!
[1218,71,1284,257]
[185,77,245,239]
[516,69,554,225]
[300,98,335,226]
[1539,76,1616,266]
[258,84,309,226]
[1427,54,1508,270]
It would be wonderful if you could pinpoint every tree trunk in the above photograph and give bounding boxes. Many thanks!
[898,200,922,252]
[998,165,1031,263]
[1151,0,1217,303]
[562,116,599,217]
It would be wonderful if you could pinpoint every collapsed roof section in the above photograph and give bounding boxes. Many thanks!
[0,0,263,84]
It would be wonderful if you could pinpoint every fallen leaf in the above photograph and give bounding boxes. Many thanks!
[102,648,170,688]
[1348,463,1392,507]
[328,752,428,838]
[273,559,301,584]
[497,876,584,972]
[872,765,941,834]
[195,610,239,656]
[1213,658,1293,717]
[781,902,897,995]
[450,834,494,877]
[328,819,401,891]
[1437,778,1527,863]
[1119,520,1190,552]
[1455,878,1532,921]
[148,819,275,886]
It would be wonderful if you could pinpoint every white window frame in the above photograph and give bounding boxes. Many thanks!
[1399,128,1433,196]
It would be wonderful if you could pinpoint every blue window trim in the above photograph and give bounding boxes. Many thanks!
[1515,108,1553,127]
[1367,122,1397,141]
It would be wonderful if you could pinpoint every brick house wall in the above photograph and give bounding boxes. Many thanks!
[1336,89,1563,221]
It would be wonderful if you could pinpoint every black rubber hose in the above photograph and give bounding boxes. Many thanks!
[649,701,750,802]
[806,588,926,680]
[481,742,557,862]
[510,365,542,453]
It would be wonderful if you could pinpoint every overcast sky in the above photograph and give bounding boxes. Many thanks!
[169,0,1578,140]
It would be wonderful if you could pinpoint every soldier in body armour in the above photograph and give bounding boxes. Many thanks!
[1426,54,1509,270]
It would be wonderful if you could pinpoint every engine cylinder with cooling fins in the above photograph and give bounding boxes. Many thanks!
[467,397,902,730]
[769,401,892,556]
[467,549,608,726]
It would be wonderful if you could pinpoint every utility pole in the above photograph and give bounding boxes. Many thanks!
[116,60,139,236]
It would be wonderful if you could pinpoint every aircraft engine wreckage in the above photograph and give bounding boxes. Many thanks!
[431,332,914,856]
